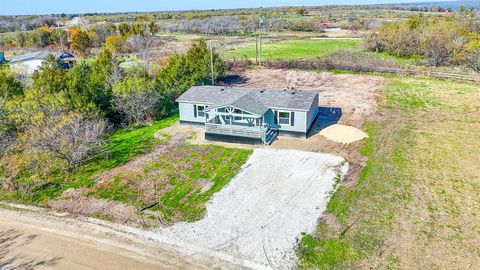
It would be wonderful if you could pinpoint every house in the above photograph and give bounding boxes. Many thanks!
[9,51,75,74]
[176,86,319,144]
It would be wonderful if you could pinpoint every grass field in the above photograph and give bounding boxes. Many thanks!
[223,39,361,60]
[222,39,420,66]
[298,77,480,269]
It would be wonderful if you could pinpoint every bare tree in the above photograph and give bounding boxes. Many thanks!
[0,98,15,158]
[107,60,124,87]
[27,113,109,169]
[114,90,159,125]
[128,35,155,70]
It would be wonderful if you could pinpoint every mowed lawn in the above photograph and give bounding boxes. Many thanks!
[223,39,361,60]
[298,77,480,269]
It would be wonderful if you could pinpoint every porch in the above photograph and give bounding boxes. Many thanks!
[204,110,277,145]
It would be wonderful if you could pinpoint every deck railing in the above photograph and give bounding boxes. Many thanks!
[205,123,264,139]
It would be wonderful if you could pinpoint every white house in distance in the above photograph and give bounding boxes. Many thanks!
[176,86,319,144]
[9,51,75,74]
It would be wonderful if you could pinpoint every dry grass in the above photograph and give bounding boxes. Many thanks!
[299,77,480,269]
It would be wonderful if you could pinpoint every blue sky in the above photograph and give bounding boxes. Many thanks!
[2,0,446,15]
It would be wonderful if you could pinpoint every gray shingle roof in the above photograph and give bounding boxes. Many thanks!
[206,91,270,116]
[9,51,68,63]
[176,86,318,113]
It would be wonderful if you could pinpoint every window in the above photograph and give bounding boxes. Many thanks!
[196,105,205,118]
[278,111,290,125]
[234,108,243,121]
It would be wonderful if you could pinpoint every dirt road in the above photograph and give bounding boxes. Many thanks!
[0,206,223,270]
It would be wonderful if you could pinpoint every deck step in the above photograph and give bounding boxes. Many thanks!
[263,129,278,145]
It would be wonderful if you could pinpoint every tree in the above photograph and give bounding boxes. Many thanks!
[65,62,101,116]
[297,7,309,16]
[32,55,67,94]
[0,97,15,158]
[32,25,52,47]
[15,31,28,47]
[69,26,91,55]
[0,67,23,98]
[459,35,480,71]
[25,112,108,169]
[148,21,158,36]
[128,35,155,71]
[105,34,128,53]
[155,40,224,115]
[118,23,131,37]
[112,76,159,125]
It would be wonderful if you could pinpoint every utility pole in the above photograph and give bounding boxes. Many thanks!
[258,17,263,66]
[57,22,65,52]
[255,33,259,65]
[207,40,215,86]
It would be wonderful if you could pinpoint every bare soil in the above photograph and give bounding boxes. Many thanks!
[0,205,238,270]
[221,69,388,128]
[46,188,162,227]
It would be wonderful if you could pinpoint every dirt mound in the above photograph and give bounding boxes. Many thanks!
[320,124,368,144]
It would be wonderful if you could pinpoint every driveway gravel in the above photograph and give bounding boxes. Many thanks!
[146,148,348,269]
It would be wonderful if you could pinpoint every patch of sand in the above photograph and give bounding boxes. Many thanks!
[319,124,368,144]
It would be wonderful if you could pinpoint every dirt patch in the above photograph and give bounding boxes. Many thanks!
[221,68,388,128]
[319,124,368,144]
[47,188,159,227]
[320,213,343,233]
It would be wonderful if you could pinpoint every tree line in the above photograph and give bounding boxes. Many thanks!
[366,9,480,70]
[0,40,223,199]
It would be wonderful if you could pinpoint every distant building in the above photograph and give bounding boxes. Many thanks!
[65,17,88,30]
[9,51,75,74]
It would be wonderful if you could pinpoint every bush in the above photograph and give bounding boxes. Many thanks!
[366,13,480,69]
[113,76,159,125]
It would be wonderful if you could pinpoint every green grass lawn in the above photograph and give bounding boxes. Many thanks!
[298,77,480,269]
[223,39,361,60]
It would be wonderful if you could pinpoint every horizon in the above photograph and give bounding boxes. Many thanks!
[1,0,455,16]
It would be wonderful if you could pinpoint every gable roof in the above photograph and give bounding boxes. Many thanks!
[9,51,74,64]
[206,92,270,116]
[176,86,318,113]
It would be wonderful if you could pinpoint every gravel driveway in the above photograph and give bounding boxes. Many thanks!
[146,149,348,269]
